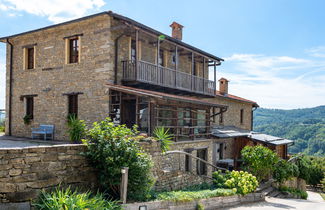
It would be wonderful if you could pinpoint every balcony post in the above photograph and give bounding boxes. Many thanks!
[157,36,160,84]
[214,61,217,95]
[135,29,139,80]
[203,57,205,93]
[175,45,178,87]
[191,52,194,91]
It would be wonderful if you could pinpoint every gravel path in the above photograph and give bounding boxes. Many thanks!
[224,191,324,210]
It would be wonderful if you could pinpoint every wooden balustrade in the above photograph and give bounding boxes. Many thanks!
[122,60,216,96]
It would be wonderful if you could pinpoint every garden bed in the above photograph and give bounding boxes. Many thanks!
[123,193,265,210]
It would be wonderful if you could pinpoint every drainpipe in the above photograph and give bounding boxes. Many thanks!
[6,38,13,136]
[114,34,126,84]
[251,106,257,131]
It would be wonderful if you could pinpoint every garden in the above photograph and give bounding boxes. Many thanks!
[32,117,325,209]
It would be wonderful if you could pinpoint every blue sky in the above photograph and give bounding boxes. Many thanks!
[0,0,325,109]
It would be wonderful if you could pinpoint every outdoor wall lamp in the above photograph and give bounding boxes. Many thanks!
[139,205,147,210]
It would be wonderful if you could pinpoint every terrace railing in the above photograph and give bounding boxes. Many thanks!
[122,60,215,96]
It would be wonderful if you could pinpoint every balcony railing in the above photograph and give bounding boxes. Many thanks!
[122,60,215,96]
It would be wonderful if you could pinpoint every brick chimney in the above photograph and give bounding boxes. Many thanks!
[170,22,184,40]
[219,78,229,95]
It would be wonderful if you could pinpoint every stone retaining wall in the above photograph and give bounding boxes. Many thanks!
[0,144,97,203]
[123,193,265,210]
[272,177,306,191]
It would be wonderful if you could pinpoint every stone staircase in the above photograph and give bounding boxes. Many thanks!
[256,179,304,199]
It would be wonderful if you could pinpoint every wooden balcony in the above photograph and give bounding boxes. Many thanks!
[122,60,216,96]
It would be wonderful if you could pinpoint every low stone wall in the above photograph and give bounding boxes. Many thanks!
[0,144,97,203]
[123,193,265,210]
[273,177,306,191]
[140,140,214,191]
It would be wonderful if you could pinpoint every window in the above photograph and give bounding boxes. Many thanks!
[27,48,34,69]
[195,110,207,135]
[240,109,244,124]
[158,49,165,66]
[23,46,35,69]
[25,97,34,119]
[68,94,78,117]
[184,149,192,172]
[131,39,136,62]
[171,52,176,65]
[69,38,79,63]
[197,148,207,175]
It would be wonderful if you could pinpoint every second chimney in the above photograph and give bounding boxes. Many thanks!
[170,22,184,40]
[219,77,229,95]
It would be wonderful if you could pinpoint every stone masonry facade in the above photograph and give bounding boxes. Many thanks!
[0,144,97,203]
[4,13,253,141]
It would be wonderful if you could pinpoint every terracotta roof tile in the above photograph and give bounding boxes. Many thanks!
[215,90,259,107]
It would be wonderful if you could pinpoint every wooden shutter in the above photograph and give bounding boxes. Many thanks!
[27,48,34,69]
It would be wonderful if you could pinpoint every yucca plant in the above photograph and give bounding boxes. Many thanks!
[33,186,121,210]
[153,127,173,153]
[67,114,86,143]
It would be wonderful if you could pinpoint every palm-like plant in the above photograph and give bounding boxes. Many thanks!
[153,127,173,153]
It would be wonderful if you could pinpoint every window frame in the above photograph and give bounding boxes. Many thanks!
[65,35,81,64]
[23,46,36,70]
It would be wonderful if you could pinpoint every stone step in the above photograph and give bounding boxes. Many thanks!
[262,187,274,196]
[268,190,281,197]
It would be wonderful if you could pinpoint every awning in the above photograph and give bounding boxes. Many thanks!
[106,83,227,108]
[211,126,294,146]
[248,133,294,146]
[211,126,251,138]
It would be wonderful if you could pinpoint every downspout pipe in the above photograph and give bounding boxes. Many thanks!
[6,38,13,136]
[251,106,258,131]
[114,34,126,84]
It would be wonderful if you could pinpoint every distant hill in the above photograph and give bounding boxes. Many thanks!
[253,106,325,156]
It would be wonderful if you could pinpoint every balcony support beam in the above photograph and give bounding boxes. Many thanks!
[214,61,217,94]
[203,57,205,93]
[175,45,178,87]
[191,52,194,91]
[135,29,139,79]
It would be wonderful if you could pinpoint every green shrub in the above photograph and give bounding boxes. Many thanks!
[273,159,299,183]
[0,125,4,133]
[67,114,86,143]
[83,118,154,201]
[197,202,205,210]
[155,188,236,202]
[23,114,32,125]
[153,127,173,153]
[241,145,279,181]
[295,155,324,186]
[33,186,121,210]
[213,170,259,195]
[278,186,308,199]
[212,170,227,188]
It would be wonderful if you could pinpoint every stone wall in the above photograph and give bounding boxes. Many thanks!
[205,97,254,130]
[140,139,234,191]
[123,193,265,210]
[6,14,114,140]
[273,177,306,192]
[0,144,97,203]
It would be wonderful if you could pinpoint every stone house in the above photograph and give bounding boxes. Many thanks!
[0,11,292,178]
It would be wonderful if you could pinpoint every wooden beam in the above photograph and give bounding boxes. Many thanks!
[135,29,139,79]
[214,61,217,94]
[191,52,194,91]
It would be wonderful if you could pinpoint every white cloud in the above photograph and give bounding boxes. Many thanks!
[211,53,325,109]
[0,0,105,23]
[306,46,325,58]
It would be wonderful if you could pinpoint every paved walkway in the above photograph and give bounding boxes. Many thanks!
[226,191,324,210]
[0,134,69,148]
